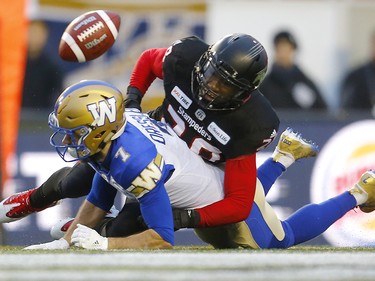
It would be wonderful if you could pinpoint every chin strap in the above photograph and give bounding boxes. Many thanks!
[111,119,126,140]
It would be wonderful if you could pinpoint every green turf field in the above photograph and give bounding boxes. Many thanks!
[1,246,375,281]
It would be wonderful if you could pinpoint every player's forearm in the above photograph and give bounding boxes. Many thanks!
[64,199,107,243]
[108,229,172,249]
[196,155,257,227]
[197,198,252,227]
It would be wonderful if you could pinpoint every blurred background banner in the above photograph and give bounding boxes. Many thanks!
[21,0,375,114]
[2,0,375,246]
[310,119,375,246]
[6,113,375,247]
[24,0,206,112]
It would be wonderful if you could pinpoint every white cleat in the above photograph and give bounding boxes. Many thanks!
[50,205,119,239]
[50,217,74,240]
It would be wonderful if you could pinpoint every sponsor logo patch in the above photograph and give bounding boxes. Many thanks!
[208,122,230,145]
[195,109,206,121]
[171,86,192,109]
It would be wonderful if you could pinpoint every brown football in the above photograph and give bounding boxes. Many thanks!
[59,10,121,62]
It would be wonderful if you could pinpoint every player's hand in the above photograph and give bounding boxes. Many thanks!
[24,238,69,250]
[71,224,108,250]
[172,208,201,229]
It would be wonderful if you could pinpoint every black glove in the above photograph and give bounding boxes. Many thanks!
[147,105,164,121]
[173,208,201,230]
[124,86,143,111]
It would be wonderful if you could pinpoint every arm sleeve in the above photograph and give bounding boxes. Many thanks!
[129,48,167,94]
[138,179,174,245]
[195,154,257,227]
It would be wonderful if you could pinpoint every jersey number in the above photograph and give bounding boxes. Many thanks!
[166,104,221,162]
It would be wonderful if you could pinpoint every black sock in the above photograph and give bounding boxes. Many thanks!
[104,199,148,237]
[29,162,95,209]
[29,167,71,209]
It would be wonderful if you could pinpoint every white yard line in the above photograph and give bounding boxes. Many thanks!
[0,251,375,281]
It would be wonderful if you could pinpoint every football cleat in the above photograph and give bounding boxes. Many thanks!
[0,187,57,223]
[50,217,74,240]
[50,205,120,240]
[272,127,319,168]
[353,170,375,213]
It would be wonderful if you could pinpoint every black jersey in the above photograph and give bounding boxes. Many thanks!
[161,36,279,162]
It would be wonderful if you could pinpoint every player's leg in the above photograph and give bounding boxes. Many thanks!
[195,171,375,249]
[31,161,95,206]
[240,178,289,248]
[279,170,375,247]
[251,192,357,249]
[257,127,318,196]
[194,221,257,249]
[194,179,276,249]
[96,198,148,237]
[217,172,370,249]
[0,161,95,222]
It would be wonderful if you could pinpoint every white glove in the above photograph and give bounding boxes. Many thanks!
[71,224,108,250]
[24,238,69,250]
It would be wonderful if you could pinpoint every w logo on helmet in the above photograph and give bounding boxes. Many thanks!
[87,97,117,126]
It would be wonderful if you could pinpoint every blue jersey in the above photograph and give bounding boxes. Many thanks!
[86,109,226,245]
[87,109,177,245]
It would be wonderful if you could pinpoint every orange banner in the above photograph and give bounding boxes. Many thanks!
[0,0,28,196]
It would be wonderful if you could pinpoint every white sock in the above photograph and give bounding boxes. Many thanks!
[272,149,294,168]
[351,184,368,205]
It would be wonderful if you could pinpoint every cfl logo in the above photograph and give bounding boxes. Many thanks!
[87,97,117,126]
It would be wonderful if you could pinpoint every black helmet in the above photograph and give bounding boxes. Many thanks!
[192,33,268,110]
